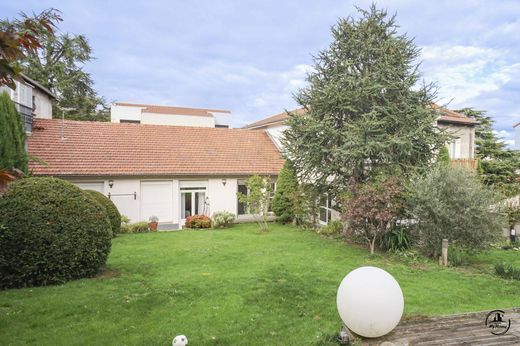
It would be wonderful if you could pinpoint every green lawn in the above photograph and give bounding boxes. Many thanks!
[1,223,519,345]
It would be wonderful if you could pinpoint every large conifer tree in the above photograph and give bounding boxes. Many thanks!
[282,5,448,197]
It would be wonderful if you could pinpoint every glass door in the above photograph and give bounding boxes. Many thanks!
[181,190,207,220]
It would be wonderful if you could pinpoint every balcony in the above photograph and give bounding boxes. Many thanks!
[14,102,33,133]
[451,158,477,170]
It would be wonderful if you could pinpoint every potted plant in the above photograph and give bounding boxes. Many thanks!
[148,215,159,231]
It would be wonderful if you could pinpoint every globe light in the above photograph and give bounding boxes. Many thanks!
[172,335,188,346]
[336,266,404,338]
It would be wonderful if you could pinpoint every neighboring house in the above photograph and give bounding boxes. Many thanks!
[111,102,231,128]
[514,121,520,150]
[244,106,478,166]
[0,74,57,132]
[27,119,283,229]
[244,106,478,224]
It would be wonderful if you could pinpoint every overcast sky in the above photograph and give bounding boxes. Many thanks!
[2,1,519,145]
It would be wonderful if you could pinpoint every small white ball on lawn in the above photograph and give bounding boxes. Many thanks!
[172,335,188,346]
[336,266,404,338]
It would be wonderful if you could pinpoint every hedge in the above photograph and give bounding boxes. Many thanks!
[84,190,121,236]
[0,177,112,289]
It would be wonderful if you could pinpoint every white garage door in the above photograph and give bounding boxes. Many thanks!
[75,181,104,193]
[141,181,173,223]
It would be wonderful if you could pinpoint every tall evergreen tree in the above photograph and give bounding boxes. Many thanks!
[282,5,448,198]
[1,12,108,121]
[272,161,298,223]
[0,92,28,173]
[456,108,520,196]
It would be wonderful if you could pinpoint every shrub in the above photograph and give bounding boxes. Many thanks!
[272,161,298,223]
[120,220,150,233]
[0,92,27,173]
[237,175,273,232]
[293,183,320,231]
[495,262,520,280]
[318,220,344,236]
[381,226,411,252]
[212,211,235,228]
[342,178,404,254]
[185,215,211,229]
[409,166,505,257]
[447,247,468,267]
[436,146,451,167]
[0,177,112,289]
[84,190,121,236]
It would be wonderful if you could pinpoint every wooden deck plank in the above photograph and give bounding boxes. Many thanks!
[362,308,520,345]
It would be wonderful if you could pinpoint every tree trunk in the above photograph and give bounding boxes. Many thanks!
[369,237,376,254]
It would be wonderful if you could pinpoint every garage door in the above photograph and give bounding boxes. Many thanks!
[75,181,104,193]
[140,181,173,223]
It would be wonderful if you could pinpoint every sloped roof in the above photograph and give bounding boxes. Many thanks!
[514,121,520,128]
[244,105,477,128]
[21,74,58,100]
[28,119,283,177]
[243,108,305,129]
[114,102,230,117]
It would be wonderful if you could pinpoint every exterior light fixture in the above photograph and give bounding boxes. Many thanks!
[222,178,227,186]
[108,180,114,188]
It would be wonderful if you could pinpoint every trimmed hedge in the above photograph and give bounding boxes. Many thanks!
[84,190,121,236]
[0,177,112,289]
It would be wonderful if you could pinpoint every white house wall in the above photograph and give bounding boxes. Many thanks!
[33,88,52,119]
[32,88,53,119]
[208,178,238,216]
[141,112,215,127]
[69,176,243,228]
[438,123,475,159]
[111,104,143,123]
[265,124,288,150]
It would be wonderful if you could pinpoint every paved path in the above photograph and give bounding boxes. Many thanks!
[363,308,520,345]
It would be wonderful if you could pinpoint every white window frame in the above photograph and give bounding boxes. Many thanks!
[319,193,334,225]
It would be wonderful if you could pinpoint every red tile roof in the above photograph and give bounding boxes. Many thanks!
[28,119,284,177]
[114,102,230,117]
[244,105,477,128]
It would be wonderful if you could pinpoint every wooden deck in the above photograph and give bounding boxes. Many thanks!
[363,308,520,345]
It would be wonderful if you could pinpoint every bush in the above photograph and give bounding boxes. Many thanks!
[409,166,505,257]
[120,220,149,233]
[185,215,211,229]
[84,190,121,236]
[212,211,235,228]
[381,226,411,252]
[318,220,343,236]
[495,262,520,280]
[272,161,298,223]
[0,177,112,289]
[447,247,468,267]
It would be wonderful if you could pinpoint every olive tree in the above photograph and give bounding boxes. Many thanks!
[409,165,505,256]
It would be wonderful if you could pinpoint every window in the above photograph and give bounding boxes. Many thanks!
[319,194,333,224]
[448,138,461,159]
[237,180,248,215]
[120,119,141,124]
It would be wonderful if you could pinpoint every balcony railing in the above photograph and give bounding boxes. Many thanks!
[451,158,477,170]
[14,102,33,132]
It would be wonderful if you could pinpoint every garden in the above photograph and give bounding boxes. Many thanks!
[1,223,520,345]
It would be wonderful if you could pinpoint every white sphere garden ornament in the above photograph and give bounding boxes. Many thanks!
[336,266,404,338]
[172,335,188,346]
